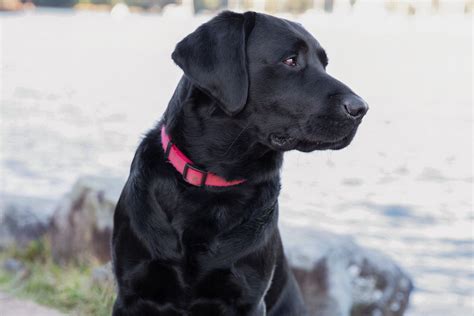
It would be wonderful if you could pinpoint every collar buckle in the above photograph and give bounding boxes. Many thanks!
[183,163,208,187]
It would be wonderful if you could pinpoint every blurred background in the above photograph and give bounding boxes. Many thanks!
[0,0,472,315]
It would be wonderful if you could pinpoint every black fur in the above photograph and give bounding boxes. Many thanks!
[112,11,367,316]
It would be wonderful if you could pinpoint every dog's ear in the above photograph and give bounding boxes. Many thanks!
[172,11,256,116]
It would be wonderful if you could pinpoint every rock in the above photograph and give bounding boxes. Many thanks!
[1,258,29,281]
[2,258,25,274]
[0,195,54,250]
[281,225,413,316]
[49,176,124,265]
[91,262,115,289]
[47,175,413,314]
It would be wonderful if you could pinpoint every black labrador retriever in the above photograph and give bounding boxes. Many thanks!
[112,11,368,316]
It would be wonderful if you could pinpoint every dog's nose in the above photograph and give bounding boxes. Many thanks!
[341,95,368,119]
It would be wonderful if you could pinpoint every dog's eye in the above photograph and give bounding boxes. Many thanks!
[283,57,297,67]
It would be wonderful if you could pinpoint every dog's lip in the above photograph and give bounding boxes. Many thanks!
[298,137,345,149]
[269,132,354,152]
[296,131,356,152]
[270,134,295,146]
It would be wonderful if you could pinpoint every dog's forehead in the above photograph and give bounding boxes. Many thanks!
[250,14,322,53]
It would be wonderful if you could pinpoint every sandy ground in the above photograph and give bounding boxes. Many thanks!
[0,7,472,316]
[0,291,65,316]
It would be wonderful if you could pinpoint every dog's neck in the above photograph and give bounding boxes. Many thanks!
[162,77,283,184]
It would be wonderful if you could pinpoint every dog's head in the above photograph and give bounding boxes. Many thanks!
[172,11,368,152]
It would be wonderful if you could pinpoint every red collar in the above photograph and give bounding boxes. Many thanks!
[161,126,246,187]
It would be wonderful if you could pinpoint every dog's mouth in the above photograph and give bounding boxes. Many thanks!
[295,133,355,152]
[269,134,296,150]
[269,130,357,152]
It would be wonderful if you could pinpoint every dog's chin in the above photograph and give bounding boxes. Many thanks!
[269,130,357,152]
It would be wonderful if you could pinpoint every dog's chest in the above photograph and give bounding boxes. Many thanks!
[150,249,275,315]
[133,238,275,315]
[143,208,278,314]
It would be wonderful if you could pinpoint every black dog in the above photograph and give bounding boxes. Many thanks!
[112,11,367,316]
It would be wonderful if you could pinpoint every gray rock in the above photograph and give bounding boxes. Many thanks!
[47,175,413,315]
[49,176,125,264]
[1,258,29,281]
[2,258,25,274]
[91,262,115,289]
[281,225,413,316]
[0,194,54,250]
